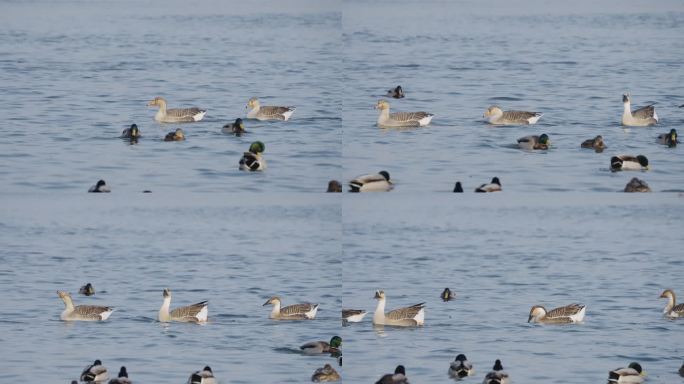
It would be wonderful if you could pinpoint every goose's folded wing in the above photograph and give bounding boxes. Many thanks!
[672,303,684,312]
[503,111,540,120]
[342,309,366,317]
[390,111,431,122]
[260,106,294,117]
[167,107,204,118]
[73,305,111,318]
[546,304,584,318]
[170,301,208,318]
[386,303,425,320]
[632,105,655,119]
[281,303,315,315]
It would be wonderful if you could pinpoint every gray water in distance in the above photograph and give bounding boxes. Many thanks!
[0,194,341,383]
[342,194,684,383]
[0,0,341,193]
[343,0,684,192]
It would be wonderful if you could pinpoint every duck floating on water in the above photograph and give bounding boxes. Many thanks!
[349,171,393,192]
[386,85,405,99]
[475,177,501,193]
[581,135,606,152]
[449,354,474,379]
[608,362,645,383]
[88,180,111,193]
[79,283,95,296]
[624,177,651,192]
[610,155,649,171]
[80,359,109,383]
[657,129,678,147]
[239,141,266,171]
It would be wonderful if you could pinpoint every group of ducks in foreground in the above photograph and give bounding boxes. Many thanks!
[85,91,680,194]
[61,284,684,382]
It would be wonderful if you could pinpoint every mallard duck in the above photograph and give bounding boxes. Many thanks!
[610,155,649,171]
[158,288,208,323]
[164,128,185,141]
[386,86,405,99]
[678,362,684,377]
[187,366,216,384]
[238,141,266,171]
[581,135,606,152]
[475,177,501,193]
[120,124,140,139]
[147,97,206,123]
[608,362,645,383]
[263,296,319,320]
[483,359,509,384]
[621,94,657,126]
[657,129,678,147]
[372,290,425,327]
[327,180,342,192]
[483,106,542,125]
[245,97,295,121]
[660,289,684,318]
[108,367,131,384]
[528,303,586,324]
[349,171,393,192]
[624,178,651,192]
[88,180,111,193]
[300,336,342,354]
[342,309,367,323]
[449,354,474,379]
[441,288,456,302]
[375,100,433,128]
[57,291,112,321]
[376,365,409,384]
[222,118,245,136]
[517,134,550,150]
[79,283,95,296]
[453,182,463,193]
[80,360,109,382]
[311,364,341,382]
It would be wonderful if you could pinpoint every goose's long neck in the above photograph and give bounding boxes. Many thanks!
[373,298,386,322]
[623,101,631,117]
[377,108,390,123]
[62,296,74,311]
[270,301,281,317]
[247,103,260,118]
[664,293,675,312]
[159,296,171,320]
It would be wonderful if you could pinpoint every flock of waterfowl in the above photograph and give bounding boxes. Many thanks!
[61,282,683,382]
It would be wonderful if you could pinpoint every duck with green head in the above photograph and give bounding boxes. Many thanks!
[300,336,342,355]
[517,133,550,150]
[610,155,649,171]
[657,129,678,147]
[222,118,245,136]
[120,124,140,141]
[239,141,266,171]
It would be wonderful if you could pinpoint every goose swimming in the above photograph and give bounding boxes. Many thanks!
[164,128,185,141]
[311,364,341,382]
[608,362,645,383]
[581,135,606,152]
[300,336,342,354]
[657,129,678,147]
[386,86,405,99]
[610,155,649,171]
[80,359,109,383]
[624,177,651,193]
[222,118,245,136]
[88,180,111,193]
[621,94,657,126]
[660,289,684,318]
[483,106,542,125]
[475,177,501,193]
[263,296,319,320]
[187,366,216,384]
[246,97,295,121]
[349,171,393,192]
[376,365,409,384]
[238,141,266,171]
[483,359,509,384]
[372,290,425,327]
[147,97,206,123]
[517,134,550,150]
[108,367,131,384]
[528,303,586,324]
[342,309,367,323]
[375,100,433,128]
[449,354,474,379]
[57,291,113,321]
[158,288,208,323]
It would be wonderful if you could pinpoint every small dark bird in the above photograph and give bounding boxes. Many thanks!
[109,366,132,384]
[88,180,111,193]
[327,180,342,192]
[222,118,245,136]
[79,283,95,296]
[453,182,463,193]
[120,124,140,141]
[441,288,456,302]
[386,85,405,99]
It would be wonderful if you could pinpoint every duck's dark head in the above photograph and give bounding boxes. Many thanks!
[453,182,463,193]
[491,177,501,186]
[455,354,467,362]
[118,367,128,378]
[249,141,265,154]
[628,362,643,374]
[80,283,95,296]
[493,359,503,371]
[669,129,678,147]
[330,336,342,348]
[93,360,102,366]
[327,180,342,192]
[130,124,140,137]
[636,155,649,167]
[539,134,550,145]
[96,180,106,189]
[441,288,454,301]
[203,366,212,373]
[378,171,390,181]
[395,86,404,98]
[235,118,244,130]
[394,365,406,375]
